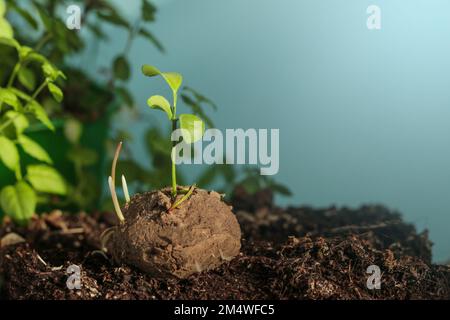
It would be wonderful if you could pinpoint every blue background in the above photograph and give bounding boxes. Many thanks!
[79,0,450,262]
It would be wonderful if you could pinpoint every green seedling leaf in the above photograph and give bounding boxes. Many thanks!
[28,100,54,131]
[147,95,172,120]
[179,114,205,144]
[0,135,19,171]
[0,17,13,38]
[26,164,67,195]
[141,64,183,93]
[18,67,36,91]
[0,88,20,109]
[0,181,36,224]
[18,135,52,164]
[47,82,63,102]
[113,55,130,80]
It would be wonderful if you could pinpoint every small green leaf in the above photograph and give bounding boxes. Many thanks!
[0,135,19,171]
[18,46,32,60]
[26,164,67,195]
[0,182,37,224]
[141,64,183,93]
[179,114,205,144]
[0,88,20,109]
[0,18,13,38]
[141,0,156,21]
[18,68,36,91]
[147,95,173,120]
[113,55,130,80]
[47,83,63,102]
[63,118,82,144]
[18,135,52,164]
[0,36,20,50]
[138,28,164,52]
[3,110,29,135]
[28,100,54,131]
[42,63,66,81]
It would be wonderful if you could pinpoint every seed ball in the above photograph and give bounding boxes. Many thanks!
[108,188,241,278]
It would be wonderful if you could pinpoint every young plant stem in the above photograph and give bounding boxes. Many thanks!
[171,90,178,197]
[109,142,125,223]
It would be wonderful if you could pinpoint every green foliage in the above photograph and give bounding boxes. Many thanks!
[0,181,36,225]
[141,64,206,196]
[0,7,67,224]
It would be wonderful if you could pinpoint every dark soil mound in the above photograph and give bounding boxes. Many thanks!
[0,189,449,299]
[108,188,241,279]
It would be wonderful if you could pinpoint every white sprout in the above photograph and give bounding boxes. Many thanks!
[122,174,130,203]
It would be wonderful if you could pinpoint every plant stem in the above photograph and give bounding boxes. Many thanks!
[171,119,177,197]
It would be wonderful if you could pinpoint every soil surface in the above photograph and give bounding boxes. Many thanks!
[0,189,449,300]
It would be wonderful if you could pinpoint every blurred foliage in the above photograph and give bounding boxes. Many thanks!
[1,0,165,211]
[0,3,68,224]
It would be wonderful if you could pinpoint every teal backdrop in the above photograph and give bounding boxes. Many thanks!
[77,0,450,262]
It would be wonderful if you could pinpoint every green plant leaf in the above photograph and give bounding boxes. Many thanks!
[113,55,130,80]
[63,118,82,144]
[96,10,129,29]
[138,28,164,52]
[18,135,52,164]
[147,95,172,120]
[8,3,38,29]
[0,0,5,16]
[28,100,55,131]
[47,82,63,102]
[18,67,36,91]
[67,146,98,166]
[0,181,36,224]
[141,0,156,21]
[0,135,19,171]
[0,18,13,38]
[0,36,20,50]
[141,64,183,93]
[0,88,20,109]
[42,63,66,81]
[26,164,67,195]
[179,114,205,144]
[3,110,28,135]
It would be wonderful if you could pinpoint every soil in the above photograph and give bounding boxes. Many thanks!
[0,188,449,300]
[108,188,241,279]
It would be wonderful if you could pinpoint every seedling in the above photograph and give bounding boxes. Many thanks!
[141,64,205,199]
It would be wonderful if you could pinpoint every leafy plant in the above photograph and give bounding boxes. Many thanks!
[0,5,67,224]
[141,64,205,198]
[1,0,165,211]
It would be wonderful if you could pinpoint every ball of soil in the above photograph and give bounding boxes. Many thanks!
[108,188,241,279]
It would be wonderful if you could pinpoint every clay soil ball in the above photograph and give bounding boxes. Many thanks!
[108,188,242,279]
